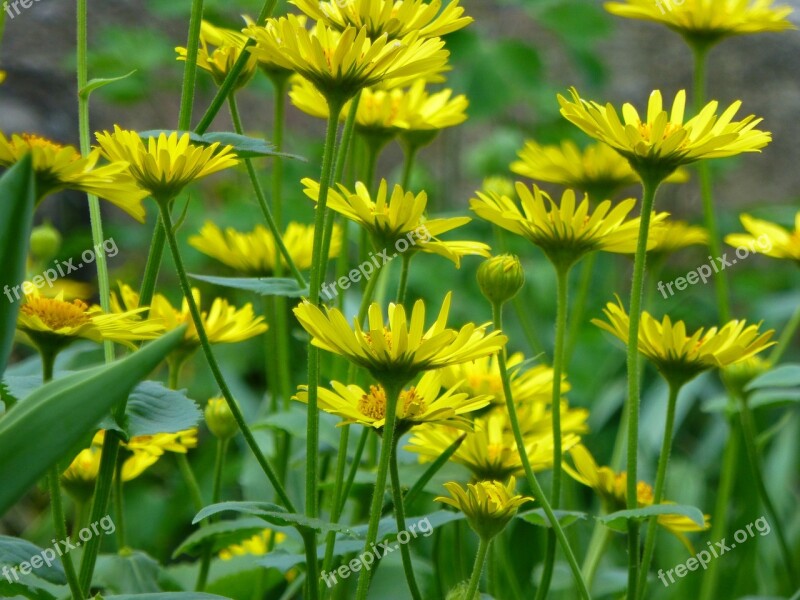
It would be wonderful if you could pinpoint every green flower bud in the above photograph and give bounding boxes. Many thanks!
[204,397,238,440]
[722,357,771,399]
[477,254,525,306]
[29,222,62,263]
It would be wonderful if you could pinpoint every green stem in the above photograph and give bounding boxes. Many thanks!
[354,380,406,600]
[177,453,205,513]
[389,438,423,600]
[624,173,661,598]
[197,437,230,591]
[511,292,547,357]
[582,520,612,588]
[399,433,466,511]
[177,0,204,129]
[340,426,370,517]
[397,254,412,305]
[139,217,166,308]
[401,144,419,190]
[465,538,491,600]
[112,457,127,549]
[491,303,590,600]
[636,382,681,599]
[565,253,596,364]
[497,531,524,600]
[769,304,800,365]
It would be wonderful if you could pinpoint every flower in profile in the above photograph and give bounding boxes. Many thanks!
[593,297,775,385]
[246,15,449,103]
[0,132,148,221]
[471,182,661,268]
[291,0,473,41]
[648,220,708,255]
[605,0,794,47]
[295,370,490,432]
[293,292,507,384]
[123,429,199,456]
[303,178,490,266]
[510,139,688,200]
[565,445,709,547]
[95,126,239,202]
[176,20,258,89]
[219,529,287,560]
[16,291,163,353]
[558,88,771,176]
[725,212,797,262]
[189,220,342,275]
[436,477,532,540]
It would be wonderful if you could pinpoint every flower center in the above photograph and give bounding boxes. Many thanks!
[637,121,682,143]
[357,384,427,421]
[21,296,91,330]
[467,373,503,397]
[362,328,393,350]
[21,133,65,152]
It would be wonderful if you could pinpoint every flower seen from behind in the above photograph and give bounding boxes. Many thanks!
[725,212,800,263]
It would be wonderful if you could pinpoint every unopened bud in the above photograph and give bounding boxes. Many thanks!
[477,254,525,305]
[29,222,62,263]
[204,397,238,440]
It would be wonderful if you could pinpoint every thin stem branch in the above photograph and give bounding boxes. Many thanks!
[465,538,491,600]
[390,438,422,600]
[397,254,412,305]
[177,0,204,130]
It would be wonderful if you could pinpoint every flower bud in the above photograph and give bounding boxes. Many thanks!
[477,254,525,305]
[722,357,771,398]
[205,397,238,440]
[29,222,62,263]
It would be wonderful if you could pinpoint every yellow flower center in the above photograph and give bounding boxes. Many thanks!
[467,373,503,397]
[21,296,91,330]
[637,121,682,143]
[357,384,427,421]
[20,133,65,152]
[362,328,393,350]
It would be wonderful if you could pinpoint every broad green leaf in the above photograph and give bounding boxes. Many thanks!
[0,327,185,515]
[0,578,60,600]
[100,381,201,438]
[137,130,304,160]
[518,508,588,529]
[597,504,706,532]
[0,154,36,375]
[193,502,355,536]
[0,535,67,584]
[93,551,182,595]
[172,518,268,558]
[189,274,309,298]
[79,70,137,100]
[746,364,800,391]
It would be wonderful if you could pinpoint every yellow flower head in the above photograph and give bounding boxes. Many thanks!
[725,212,798,262]
[95,126,239,201]
[296,370,490,432]
[17,291,164,352]
[648,220,708,254]
[471,182,660,267]
[436,477,532,540]
[246,15,449,102]
[292,0,473,40]
[565,445,710,545]
[189,220,342,275]
[510,139,689,200]
[123,429,199,456]
[293,292,507,384]
[0,132,148,221]
[593,297,775,384]
[303,178,490,266]
[219,529,287,560]
[112,283,267,350]
[176,20,258,88]
[605,0,794,46]
[559,88,771,176]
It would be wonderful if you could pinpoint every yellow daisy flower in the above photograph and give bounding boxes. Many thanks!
[123,429,199,456]
[436,476,532,540]
[291,0,473,40]
[293,292,507,384]
[564,445,709,544]
[295,370,491,432]
[725,212,800,262]
[558,88,771,176]
[303,178,490,266]
[593,297,775,384]
[648,220,708,254]
[176,20,258,88]
[0,132,148,221]
[605,0,794,45]
[245,15,449,102]
[219,529,287,560]
[95,126,239,202]
[189,220,342,275]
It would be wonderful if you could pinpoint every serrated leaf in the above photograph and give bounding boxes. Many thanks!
[746,365,800,391]
[172,518,268,558]
[99,381,201,438]
[193,502,355,536]
[597,504,706,532]
[0,536,67,584]
[79,70,137,100]
[188,274,309,298]
[136,130,303,160]
[518,508,587,529]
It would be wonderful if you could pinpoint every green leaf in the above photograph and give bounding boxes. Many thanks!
[100,381,202,438]
[746,364,800,391]
[103,595,230,600]
[79,70,137,100]
[0,154,36,375]
[0,578,60,600]
[597,504,706,532]
[193,502,355,536]
[0,327,186,515]
[136,130,304,160]
[189,274,309,298]
[518,508,588,529]
[0,535,67,584]
[172,518,268,558]
[93,551,183,595]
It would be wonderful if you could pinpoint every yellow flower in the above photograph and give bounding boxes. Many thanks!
[436,477,532,540]
[295,370,490,431]
[189,220,342,275]
[123,429,199,456]
[648,220,708,254]
[219,529,287,560]
[16,291,163,352]
[471,182,660,266]
[176,20,258,88]
[245,15,449,102]
[605,0,794,45]
[291,0,473,40]
[303,178,490,266]
[593,298,775,384]
[558,88,771,176]
[725,212,799,262]
[510,139,688,199]
[111,283,267,350]
[0,132,148,221]
[565,445,709,546]
[95,126,239,202]
[293,292,507,384]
